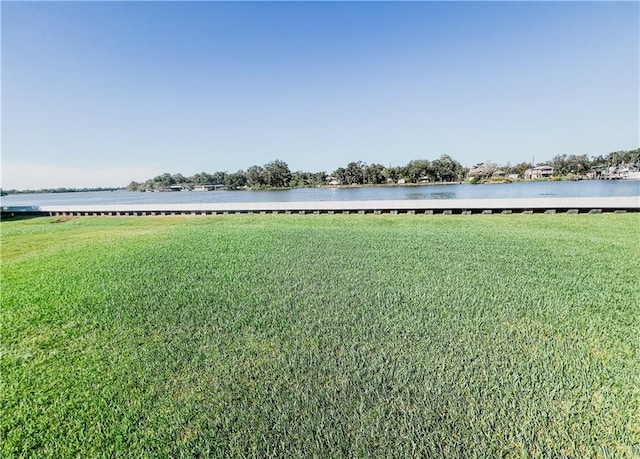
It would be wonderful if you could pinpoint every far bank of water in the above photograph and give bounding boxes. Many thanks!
[2,180,638,207]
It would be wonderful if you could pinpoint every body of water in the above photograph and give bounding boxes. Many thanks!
[2,180,639,208]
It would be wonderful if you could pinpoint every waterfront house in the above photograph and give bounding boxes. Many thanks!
[468,163,496,178]
[524,165,554,179]
[194,184,223,191]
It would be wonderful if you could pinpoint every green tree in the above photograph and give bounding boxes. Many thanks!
[332,167,346,184]
[364,163,386,184]
[290,171,309,188]
[311,171,327,186]
[513,162,532,177]
[246,165,266,188]
[432,155,463,182]
[172,173,187,184]
[405,160,431,183]
[570,154,591,175]
[605,149,639,166]
[382,166,401,183]
[211,171,227,185]
[190,172,210,184]
[290,171,326,187]
[152,173,175,189]
[344,161,365,185]
[551,154,592,176]
[224,171,247,190]
[551,155,570,176]
[264,160,291,188]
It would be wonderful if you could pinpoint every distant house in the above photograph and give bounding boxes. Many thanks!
[592,164,640,180]
[617,163,640,180]
[194,184,223,191]
[524,165,554,179]
[327,177,342,186]
[587,165,607,180]
[468,163,496,178]
[468,164,486,177]
[491,170,506,178]
[508,174,519,180]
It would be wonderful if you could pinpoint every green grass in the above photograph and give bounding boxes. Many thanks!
[1,214,639,458]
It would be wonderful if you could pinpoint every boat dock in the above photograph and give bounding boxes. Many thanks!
[2,197,638,218]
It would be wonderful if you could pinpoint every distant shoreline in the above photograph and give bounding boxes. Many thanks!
[0,180,524,195]
[2,177,634,196]
[1,187,123,196]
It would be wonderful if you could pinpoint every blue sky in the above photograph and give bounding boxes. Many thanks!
[2,1,638,189]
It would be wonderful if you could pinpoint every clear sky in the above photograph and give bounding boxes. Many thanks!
[2,1,639,189]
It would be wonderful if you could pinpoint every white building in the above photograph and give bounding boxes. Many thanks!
[524,166,554,179]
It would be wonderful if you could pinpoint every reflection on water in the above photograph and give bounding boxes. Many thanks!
[427,191,456,199]
[407,191,455,199]
[2,180,638,206]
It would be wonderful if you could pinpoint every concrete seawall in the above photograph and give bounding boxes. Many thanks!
[2,197,638,218]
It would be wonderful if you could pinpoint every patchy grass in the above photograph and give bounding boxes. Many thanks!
[1,214,639,458]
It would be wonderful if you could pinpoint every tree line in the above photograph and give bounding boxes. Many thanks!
[128,148,638,191]
[549,149,639,176]
[128,155,468,191]
[1,148,635,195]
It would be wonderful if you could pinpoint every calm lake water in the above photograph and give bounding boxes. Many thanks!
[2,180,639,207]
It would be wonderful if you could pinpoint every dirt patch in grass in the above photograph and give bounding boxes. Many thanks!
[52,216,76,223]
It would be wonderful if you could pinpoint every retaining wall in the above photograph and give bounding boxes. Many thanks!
[2,197,638,219]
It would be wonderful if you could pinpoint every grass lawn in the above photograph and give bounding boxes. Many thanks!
[1,214,639,458]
